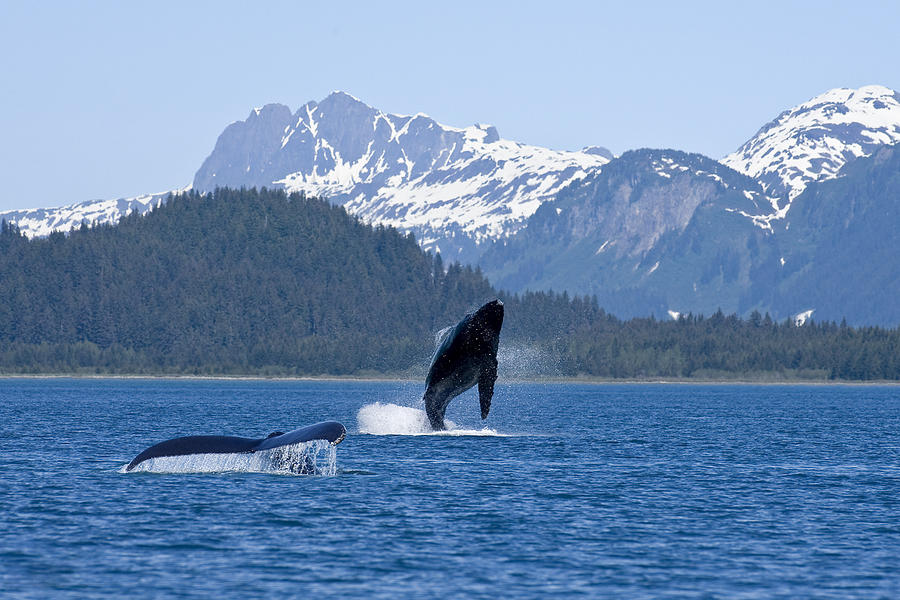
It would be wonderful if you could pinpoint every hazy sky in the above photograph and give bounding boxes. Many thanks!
[1,1,898,211]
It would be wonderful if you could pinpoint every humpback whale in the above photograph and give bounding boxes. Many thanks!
[126,421,346,472]
[424,299,503,430]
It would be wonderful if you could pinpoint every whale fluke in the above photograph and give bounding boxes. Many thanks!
[126,421,346,471]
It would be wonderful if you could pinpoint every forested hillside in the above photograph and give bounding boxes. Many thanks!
[763,144,900,325]
[566,311,900,381]
[0,188,897,380]
[0,189,602,375]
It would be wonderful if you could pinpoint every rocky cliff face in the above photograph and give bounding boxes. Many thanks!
[479,149,773,318]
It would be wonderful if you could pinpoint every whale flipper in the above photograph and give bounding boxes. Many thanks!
[477,356,497,419]
[423,300,503,430]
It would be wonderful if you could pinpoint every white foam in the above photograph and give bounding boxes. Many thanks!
[357,402,434,434]
[121,440,337,475]
[356,402,503,436]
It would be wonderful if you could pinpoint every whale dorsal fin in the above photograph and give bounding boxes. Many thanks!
[266,431,285,438]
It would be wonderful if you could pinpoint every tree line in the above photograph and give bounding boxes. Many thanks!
[0,188,897,380]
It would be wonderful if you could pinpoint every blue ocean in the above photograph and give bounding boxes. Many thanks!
[3,378,900,598]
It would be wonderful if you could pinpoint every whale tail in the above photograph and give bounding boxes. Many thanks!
[126,421,346,471]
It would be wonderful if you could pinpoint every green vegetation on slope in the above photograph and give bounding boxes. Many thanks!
[0,188,897,380]
[567,311,900,381]
[0,189,600,375]
[766,144,900,325]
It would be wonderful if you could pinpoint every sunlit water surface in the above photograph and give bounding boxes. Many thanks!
[2,378,900,598]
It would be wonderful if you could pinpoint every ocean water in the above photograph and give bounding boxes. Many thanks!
[2,378,900,598]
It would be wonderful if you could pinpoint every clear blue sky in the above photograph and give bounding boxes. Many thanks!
[1,0,898,211]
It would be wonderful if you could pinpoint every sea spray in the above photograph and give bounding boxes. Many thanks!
[498,344,561,380]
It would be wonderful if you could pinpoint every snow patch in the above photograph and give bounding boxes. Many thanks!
[794,309,815,326]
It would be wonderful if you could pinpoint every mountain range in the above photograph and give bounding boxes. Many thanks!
[2,85,899,325]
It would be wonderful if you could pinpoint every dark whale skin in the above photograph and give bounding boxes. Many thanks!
[423,300,503,430]
[126,421,346,471]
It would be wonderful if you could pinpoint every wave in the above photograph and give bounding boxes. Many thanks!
[356,402,505,436]
[120,440,338,475]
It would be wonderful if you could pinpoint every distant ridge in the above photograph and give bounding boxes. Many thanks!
[0,191,177,238]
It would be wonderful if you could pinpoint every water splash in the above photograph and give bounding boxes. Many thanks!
[357,402,436,434]
[356,402,503,436]
[122,440,338,476]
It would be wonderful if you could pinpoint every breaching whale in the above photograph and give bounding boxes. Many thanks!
[424,299,504,430]
[126,421,346,472]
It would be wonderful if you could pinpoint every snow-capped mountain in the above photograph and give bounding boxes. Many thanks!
[722,85,900,201]
[0,191,178,238]
[193,92,611,259]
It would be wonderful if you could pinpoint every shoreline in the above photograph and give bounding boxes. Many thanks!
[1,372,898,386]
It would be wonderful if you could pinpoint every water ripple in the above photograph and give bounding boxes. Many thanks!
[2,380,900,597]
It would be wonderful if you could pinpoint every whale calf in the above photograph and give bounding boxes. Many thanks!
[424,299,504,430]
[126,421,346,471]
